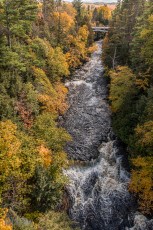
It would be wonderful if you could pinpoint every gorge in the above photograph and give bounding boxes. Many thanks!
[63,41,153,230]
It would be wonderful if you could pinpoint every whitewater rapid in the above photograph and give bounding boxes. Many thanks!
[63,41,153,230]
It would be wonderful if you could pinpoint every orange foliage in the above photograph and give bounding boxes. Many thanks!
[135,78,149,91]
[54,83,69,115]
[78,25,89,43]
[52,12,74,33]
[63,3,77,19]
[16,92,33,129]
[0,120,21,180]
[65,30,89,69]
[33,67,68,115]
[65,50,81,69]
[38,83,68,115]
[38,94,57,114]
[129,157,153,214]
[99,6,111,20]
[0,209,12,230]
[135,121,153,149]
[87,44,97,55]
[38,144,52,167]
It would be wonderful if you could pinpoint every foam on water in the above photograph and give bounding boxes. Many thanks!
[65,80,93,89]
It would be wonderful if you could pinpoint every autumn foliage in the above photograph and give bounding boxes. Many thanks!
[103,0,153,214]
[0,209,12,230]
[129,157,153,214]
[0,0,94,228]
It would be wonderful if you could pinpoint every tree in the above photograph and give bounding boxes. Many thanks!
[109,66,136,113]
[38,211,79,230]
[33,113,71,152]
[51,11,74,46]
[42,0,55,20]
[0,120,21,192]
[103,0,147,68]
[92,8,98,25]
[31,160,67,212]
[0,0,38,47]
[0,209,12,230]
[129,157,153,214]
[31,38,69,81]
[135,121,153,156]
[72,0,83,27]
[130,2,153,88]
[0,0,94,225]
[103,0,153,215]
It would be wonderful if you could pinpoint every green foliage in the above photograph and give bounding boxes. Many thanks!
[33,113,71,152]
[109,66,139,143]
[103,0,146,68]
[47,47,70,81]
[73,0,83,26]
[33,67,55,95]
[131,12,153,86]
[38,211,79,230]
[134,121,153,156]
[9,209,36,230]
[31,38,69,81]
[0,0,38,47]
[31,162,67,212]
[22,83,39,116]
[0,94,15,119]
[109,66,136,113]
[0,0,94,226]
[103,0,153,214]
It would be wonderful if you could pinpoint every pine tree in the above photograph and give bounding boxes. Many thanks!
[72,0,83,27]
[42,0,55,19]
[0,0,38,47]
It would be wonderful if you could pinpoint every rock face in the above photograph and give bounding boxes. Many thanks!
[63,41,153,230]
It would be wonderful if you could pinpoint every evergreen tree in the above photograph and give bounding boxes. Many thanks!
[103,0,147,68]
[0,0,38,47]
[42,0,55,19]
[72,0,83,27]
[103,0,153,214]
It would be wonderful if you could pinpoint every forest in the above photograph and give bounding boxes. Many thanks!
[1,0,152,229]
[0,0,111,229]
[103,0,153,216]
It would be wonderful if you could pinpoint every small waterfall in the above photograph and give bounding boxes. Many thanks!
[63,41,153,230]
[64,141,133,230]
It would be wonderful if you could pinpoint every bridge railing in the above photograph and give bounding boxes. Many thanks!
[92,27,110,30]
[92,27,110,32]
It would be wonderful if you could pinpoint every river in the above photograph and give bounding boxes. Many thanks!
[63,41,153,230]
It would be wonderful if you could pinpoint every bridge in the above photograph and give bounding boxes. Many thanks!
[92,27,110,33]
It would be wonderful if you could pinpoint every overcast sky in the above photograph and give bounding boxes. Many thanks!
[66,0,117,2]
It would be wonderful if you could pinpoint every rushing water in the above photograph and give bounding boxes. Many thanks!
[63,41,153,230]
